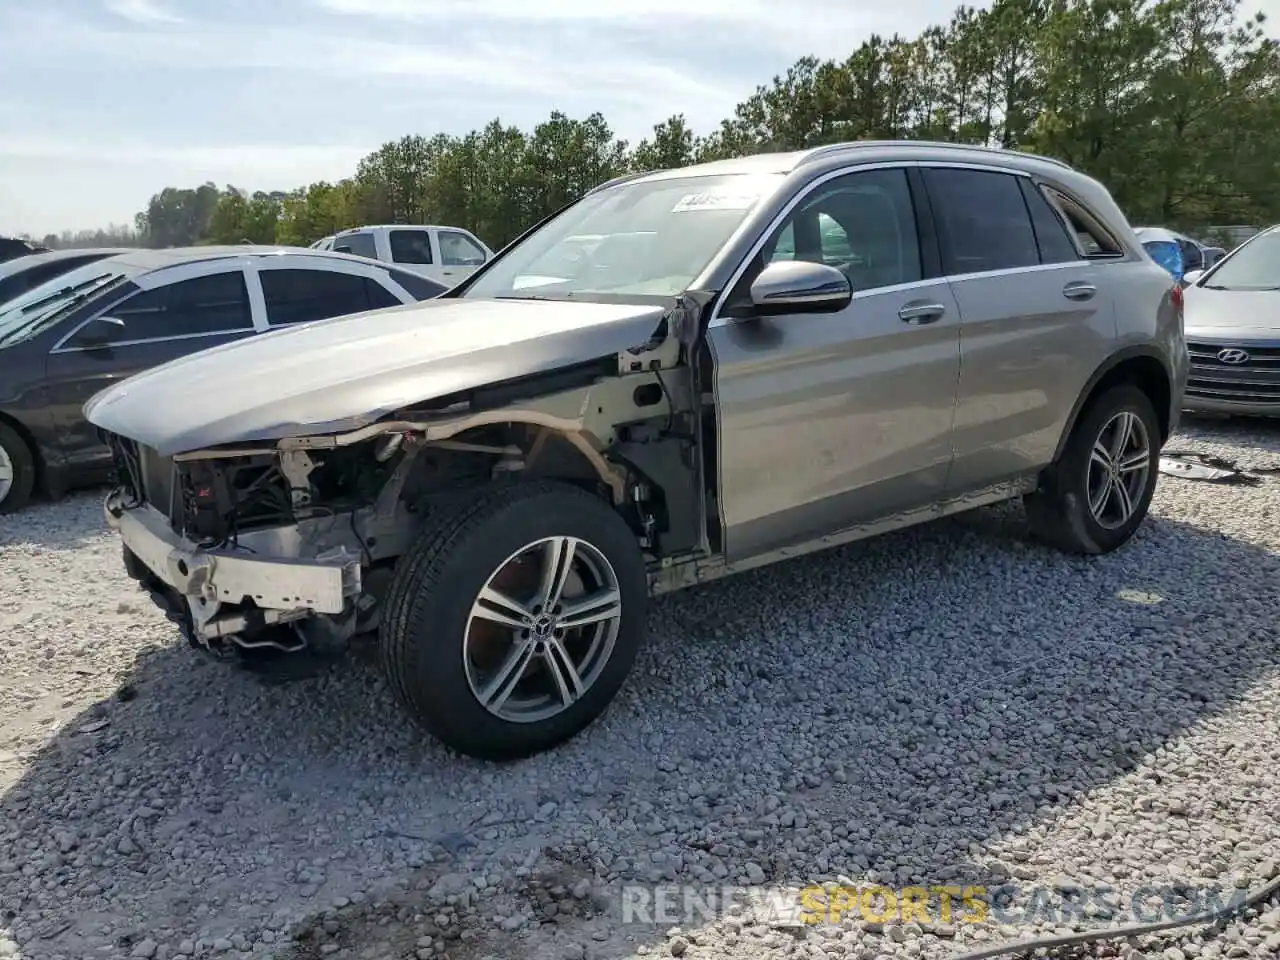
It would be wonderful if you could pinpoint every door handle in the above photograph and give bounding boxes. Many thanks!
[898,302,946,324]
[1063,281,1097,301]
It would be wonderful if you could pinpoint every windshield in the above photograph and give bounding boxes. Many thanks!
[462,172,786,300]
[0,260,134,347]
[1201,229,1280,290]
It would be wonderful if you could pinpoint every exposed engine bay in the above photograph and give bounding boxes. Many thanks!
[102,341,708,662]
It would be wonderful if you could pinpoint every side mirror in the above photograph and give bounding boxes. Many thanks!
[748,260,852,316]
[1182,269,1205,286]
[74,316,126,350]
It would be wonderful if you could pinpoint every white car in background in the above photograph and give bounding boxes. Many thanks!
[325,225,493,287]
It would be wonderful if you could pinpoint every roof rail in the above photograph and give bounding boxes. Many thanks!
[798,140,1073,171]
[587,169,664,195]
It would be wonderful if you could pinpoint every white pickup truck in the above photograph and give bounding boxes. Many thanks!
[310,224,493,287]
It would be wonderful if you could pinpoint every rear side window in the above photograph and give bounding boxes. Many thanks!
[389,229,434,264]
[103,271,252,341]
[922,168,1039,274]
[365,278,403,310]
[1143,240,1185,281]
[260,269,394,326]
[333,232,377,259]
[386,268,447,299]
[1019,181,1080,264]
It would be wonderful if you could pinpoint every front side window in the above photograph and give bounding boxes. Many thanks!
[462,172,787,300]
[333,232,377,259]
[923,168,1039,275]
[763,167,922,291]
[260,269,388,326]
[1199,228,1280,290]
[72,270,252,346]
[438,231,487,267]
[389,230,434,265]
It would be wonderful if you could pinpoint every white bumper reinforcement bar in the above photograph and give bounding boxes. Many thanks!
[112,502,361,616]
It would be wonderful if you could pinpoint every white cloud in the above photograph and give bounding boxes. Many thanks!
[103,0,183,24]
[0,138,368,172]
[8,10,736,111]
[314,0,947,58]
[0,0,969,235]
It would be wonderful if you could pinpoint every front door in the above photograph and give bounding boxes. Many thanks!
[43,269,259,467]
[709,165,962,563]
[435,229,490,287]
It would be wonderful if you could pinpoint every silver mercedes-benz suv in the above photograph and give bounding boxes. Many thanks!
[86,140,1188,760]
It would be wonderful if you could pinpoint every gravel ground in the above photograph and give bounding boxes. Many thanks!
[3,417,1280,960]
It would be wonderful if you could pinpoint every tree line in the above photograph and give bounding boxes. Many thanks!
[37,0,1279,254]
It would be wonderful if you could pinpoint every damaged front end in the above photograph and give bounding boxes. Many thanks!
[100,317,704,660]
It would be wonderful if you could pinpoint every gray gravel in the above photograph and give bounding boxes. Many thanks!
[3,416,1280,960]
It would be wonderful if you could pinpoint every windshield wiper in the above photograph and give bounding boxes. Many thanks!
[17,273,113,314]
[0,275,126,347]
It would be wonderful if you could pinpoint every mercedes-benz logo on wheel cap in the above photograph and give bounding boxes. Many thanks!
[1218,348,1250,364]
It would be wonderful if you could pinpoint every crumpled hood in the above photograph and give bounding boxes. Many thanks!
[84,297,668,456]
[1184,286,1280,333]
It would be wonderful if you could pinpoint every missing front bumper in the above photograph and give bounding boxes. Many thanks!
[108,496,362,642]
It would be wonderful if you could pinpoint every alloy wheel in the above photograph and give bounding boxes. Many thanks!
[0,444,13,505]
[1086,410,1152,530]
[462,536,623,724]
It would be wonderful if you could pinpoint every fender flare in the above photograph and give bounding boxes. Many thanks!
[1050,346,1174,463]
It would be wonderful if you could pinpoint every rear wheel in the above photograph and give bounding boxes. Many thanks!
[0,422,36,514]
[1024,384,1161,555]
[380,480,648,761]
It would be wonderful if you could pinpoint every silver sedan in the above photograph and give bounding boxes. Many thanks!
[1181,224,1280,417]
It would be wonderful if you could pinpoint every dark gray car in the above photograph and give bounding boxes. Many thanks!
[87,140,1186,761]
[0,247,445,512]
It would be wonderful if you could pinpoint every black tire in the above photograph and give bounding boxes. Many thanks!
[0,421,36,515]
[380,480,648,761]
[1024,384,1161,555]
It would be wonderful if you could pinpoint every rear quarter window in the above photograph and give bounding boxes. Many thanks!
[332,232,377,259]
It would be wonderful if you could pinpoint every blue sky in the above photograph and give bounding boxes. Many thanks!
[0,0,973,237]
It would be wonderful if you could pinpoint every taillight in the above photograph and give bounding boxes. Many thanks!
[1171,283,1184,313]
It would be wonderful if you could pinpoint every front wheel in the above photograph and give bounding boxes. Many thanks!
[379,480,649,761]
[0,422,36,515]
[1024,384,1161,555]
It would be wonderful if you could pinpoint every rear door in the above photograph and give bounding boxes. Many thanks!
[43,266,260,465]
[254,264,407,328]
[918,165,1116,494]
[385,228,444,284]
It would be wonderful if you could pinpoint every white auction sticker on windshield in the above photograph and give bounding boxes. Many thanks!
[671,189,762,213]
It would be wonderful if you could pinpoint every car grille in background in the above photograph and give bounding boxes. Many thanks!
[1186,341,1280,405]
